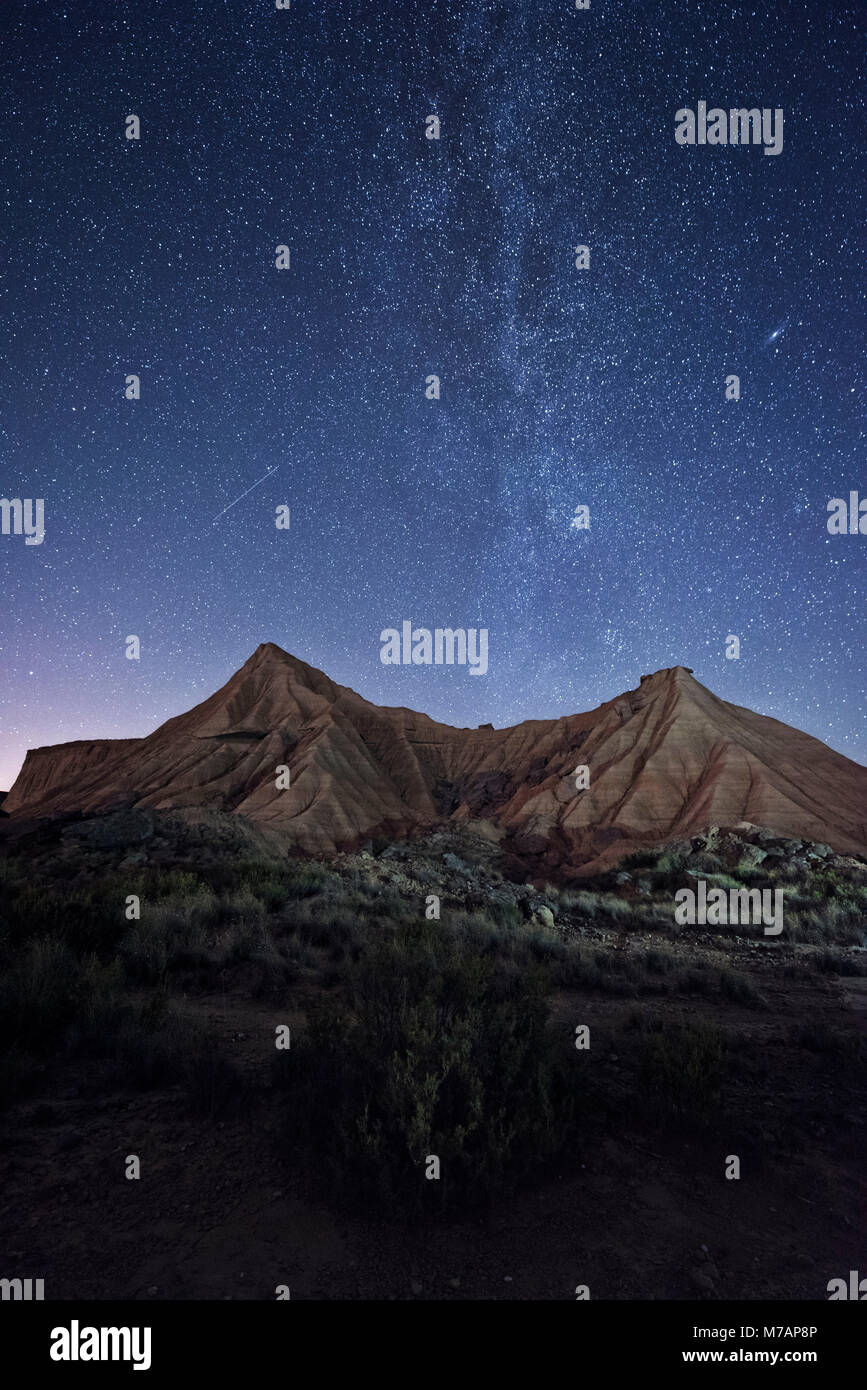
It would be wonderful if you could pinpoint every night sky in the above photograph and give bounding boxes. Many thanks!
[1,0,864,793]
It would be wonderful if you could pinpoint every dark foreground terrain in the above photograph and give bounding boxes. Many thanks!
[1,810,865,1300]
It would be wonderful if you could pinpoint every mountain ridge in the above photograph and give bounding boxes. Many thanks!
[5,646,866,876]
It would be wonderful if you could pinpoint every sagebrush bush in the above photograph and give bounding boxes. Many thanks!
[811,948,867,977]
[0,933,226,1106]
[275,923,576,1211]
[619,850,660,871]
[488,899,523,930]
[635,1019,726,1126]
[643,947,676,975]
[787,1019,864,1061]
[0,937,85,1051]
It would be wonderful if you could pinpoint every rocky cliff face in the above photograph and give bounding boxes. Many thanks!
[6,644,866,875]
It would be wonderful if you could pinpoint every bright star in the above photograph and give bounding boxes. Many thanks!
[763,320,789,347]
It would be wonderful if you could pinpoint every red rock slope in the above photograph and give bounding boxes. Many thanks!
[6,644,866,875]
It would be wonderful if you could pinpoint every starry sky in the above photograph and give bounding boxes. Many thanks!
[1,0,864,793]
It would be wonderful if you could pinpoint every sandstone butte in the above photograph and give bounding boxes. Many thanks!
[5,643,866,877]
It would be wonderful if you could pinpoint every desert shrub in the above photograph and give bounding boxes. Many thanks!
[562,950,632,993]
[449,912,507,955]
[248,877,286,911]
[251,934,324,998]
[784,902,862,946]
[375,885,418,923]
[781,886,812,909]
[703,872,743,893]
[559,889,603,918]
[647,901,677,927]
[811,948,867,977]
[0,938,85,1051]
[218,889,266,926]
[821,900,865,945]
[196,857,285,896]
[0,935,224,1107]
[120,891,266,983]
[593,948,631,974]
[713,964,763,1003]
[221,862,289,910]
[280,863,334,899]
[88,1002,244,1105]
[120,910,173,983]
[644,851,691,892]
[154,870,202,901]
[0,940,165,1065]
[275,923,575,1212]
[555,945,674,995]
[810,869,853,902]
[555,946,604,991]
[784,908,823,943]
[0,879,120,954]
[672,962,760,1005]
[518,924,567,963]
[734,859,766,885]
[787,1020,864,1061]
[488,899,523,930]
[636,1019,726,1126]
[643,947,677,974]
[689,852,723,873]
[619,850,660,871]
[289,899,363,955]
[601,897,633,923]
